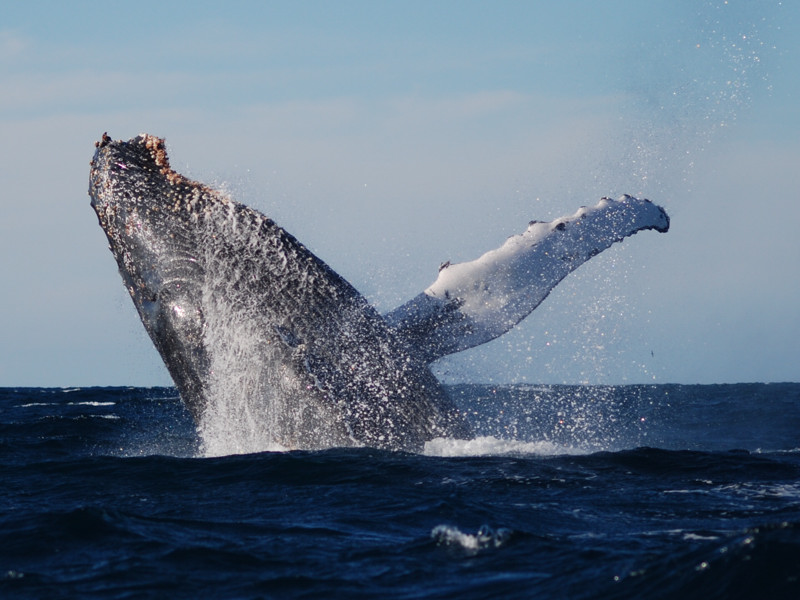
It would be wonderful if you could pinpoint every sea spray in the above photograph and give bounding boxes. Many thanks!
[196,213,346,455]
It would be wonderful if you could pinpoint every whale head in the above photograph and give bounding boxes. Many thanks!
[89,133,212,417]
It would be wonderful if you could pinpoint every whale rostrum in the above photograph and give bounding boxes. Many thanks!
[89,133,669,452]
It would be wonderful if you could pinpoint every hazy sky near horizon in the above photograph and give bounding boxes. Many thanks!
[1,1,798,386]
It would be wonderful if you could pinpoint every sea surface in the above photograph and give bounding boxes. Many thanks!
[1,383,799,599]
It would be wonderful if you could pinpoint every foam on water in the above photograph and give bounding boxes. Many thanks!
[430,524,513,555]
[424,435,586,458]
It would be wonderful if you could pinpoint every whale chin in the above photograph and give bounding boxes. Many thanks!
[89,133,669,453]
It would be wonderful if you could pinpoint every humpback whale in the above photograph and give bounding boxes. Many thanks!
[89,133,669,452]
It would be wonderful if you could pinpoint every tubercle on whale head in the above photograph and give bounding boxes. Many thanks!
[94,132,112,149]
[88,133,224,224]
[141,133,184,186]
[90,132,185,189]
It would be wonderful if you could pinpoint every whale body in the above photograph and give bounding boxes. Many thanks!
[89,133,669,452]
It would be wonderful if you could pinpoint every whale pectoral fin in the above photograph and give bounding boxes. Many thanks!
[385,195,669,364]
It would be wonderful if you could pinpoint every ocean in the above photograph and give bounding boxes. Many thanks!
[1,383,799,599]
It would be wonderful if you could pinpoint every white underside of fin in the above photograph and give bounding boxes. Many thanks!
[386,195,669,363]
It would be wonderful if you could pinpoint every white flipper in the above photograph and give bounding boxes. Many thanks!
[386,195,669,363]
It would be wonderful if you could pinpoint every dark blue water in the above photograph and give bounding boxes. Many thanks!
[2,384,799,599]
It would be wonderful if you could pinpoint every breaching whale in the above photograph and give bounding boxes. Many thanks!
[89,133,669,452]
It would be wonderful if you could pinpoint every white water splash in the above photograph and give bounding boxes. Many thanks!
[197,305,295,456]
[431,524,512,555]
[196,296,345,456]
[193,212,346,457]
[423,435,587,458]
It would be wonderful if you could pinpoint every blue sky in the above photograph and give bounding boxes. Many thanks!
[1,1,798,386]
